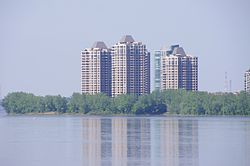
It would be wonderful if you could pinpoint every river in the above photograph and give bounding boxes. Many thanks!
[0,110,249,166]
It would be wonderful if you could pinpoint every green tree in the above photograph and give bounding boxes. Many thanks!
[110,94,137,114]
[67,93,84,113]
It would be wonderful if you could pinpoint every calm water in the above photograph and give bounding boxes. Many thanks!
[0,112,249,166]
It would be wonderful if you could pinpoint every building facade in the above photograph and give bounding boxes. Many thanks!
[154,51,162,91]
[154,45,198,91]
[81,41,112,96]
[111,35,150,97]
[245,69,250,93]
[154,48,167,91]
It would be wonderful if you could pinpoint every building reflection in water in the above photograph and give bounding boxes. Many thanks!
[127,118,151,166]
[82,117,199,166]
[178,120,199,166]
[112,118,127,166]
[82,118,101,166]
[150,118,179,166]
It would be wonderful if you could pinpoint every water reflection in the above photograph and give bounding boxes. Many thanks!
[82,118,198,166]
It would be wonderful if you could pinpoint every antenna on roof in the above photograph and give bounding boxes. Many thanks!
[224,72,228,92]
[229,80,232,92]
[0,84,2,101]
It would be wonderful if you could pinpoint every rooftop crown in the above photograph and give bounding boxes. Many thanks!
[91,41,108,49]
[120,35,135,43]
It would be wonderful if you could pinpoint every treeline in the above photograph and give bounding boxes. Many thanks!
[1,90,250,115]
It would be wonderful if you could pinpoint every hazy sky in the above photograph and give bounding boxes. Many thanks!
[1,0,250,97]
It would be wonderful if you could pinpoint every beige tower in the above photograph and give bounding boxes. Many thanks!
[159,45,198,91]
[111,35,150,97]
[81,41,111,96]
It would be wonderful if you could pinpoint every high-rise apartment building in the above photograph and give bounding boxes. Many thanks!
[154,49,169,91]
[111,35,150,97]
[81,41,112,96]
[245,69,250,93]
[154,45,198,91]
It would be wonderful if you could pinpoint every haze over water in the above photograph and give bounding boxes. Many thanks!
[0,112,249,166]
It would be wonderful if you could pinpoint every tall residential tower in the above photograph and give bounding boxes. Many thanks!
[111,35,150,97]
[154,45,198,91]
[245,69,250,93]
[81,41,112,96]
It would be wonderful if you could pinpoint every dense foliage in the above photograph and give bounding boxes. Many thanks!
[2,90,250,115]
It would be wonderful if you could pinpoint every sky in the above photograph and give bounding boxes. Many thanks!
[0,0,250,97]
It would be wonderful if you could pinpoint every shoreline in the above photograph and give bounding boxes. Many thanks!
[4,112,250,118]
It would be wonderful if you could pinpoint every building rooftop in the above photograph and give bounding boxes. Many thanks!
[120,35,135,43]
[91,41,108,49]
[172,46,186,56]
[170,45,180,51]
